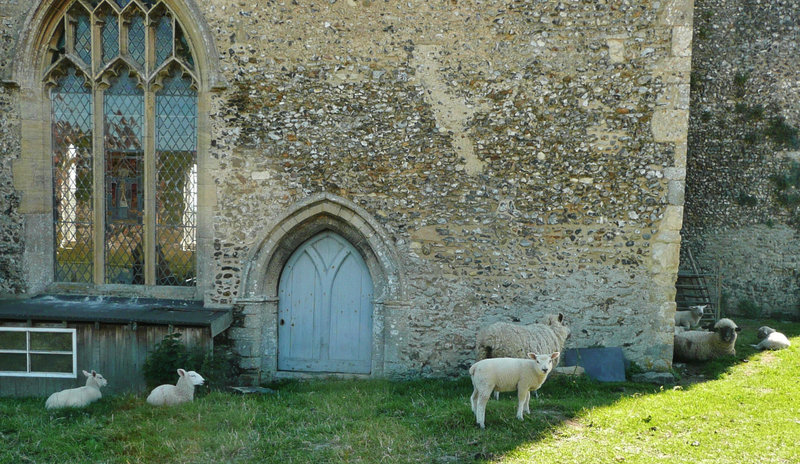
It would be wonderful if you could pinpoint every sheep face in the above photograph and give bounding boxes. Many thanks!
[713,320,741,343]
[178,369,205,386]
[690,305,706,317]
[542,313,571,340]
[527,352,560,376]
[756,326,775,340]
[83,370,107,388]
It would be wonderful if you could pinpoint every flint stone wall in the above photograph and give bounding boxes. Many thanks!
[0,0,694,377]
[684,0,800,317]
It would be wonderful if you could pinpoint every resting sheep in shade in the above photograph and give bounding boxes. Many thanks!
[673,318,741,362]
[45,370,107,410]
[146,369,204,406]
[751,326,791,351]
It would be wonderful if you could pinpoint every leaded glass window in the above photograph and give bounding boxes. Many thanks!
[45,1,198,288]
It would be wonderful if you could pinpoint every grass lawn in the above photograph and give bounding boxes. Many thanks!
[1,318,798,464]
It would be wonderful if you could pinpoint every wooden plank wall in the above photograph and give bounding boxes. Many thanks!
[0,322,212,398]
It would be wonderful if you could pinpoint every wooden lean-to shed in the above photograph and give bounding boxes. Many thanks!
[0,295,231,397]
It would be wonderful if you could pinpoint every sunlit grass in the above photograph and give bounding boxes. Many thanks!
[1,319,798,463]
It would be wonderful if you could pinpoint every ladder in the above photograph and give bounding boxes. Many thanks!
[675,248,719,325]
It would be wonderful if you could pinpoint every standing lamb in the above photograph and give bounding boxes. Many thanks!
[673,318,741,362]
[469,352,559,429]
[45,370,108,410]
[751,326,791,351]
[146,369,205,406]
[476,313,569,399]
[674,305,706,329]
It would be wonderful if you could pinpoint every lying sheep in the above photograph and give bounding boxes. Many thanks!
[45,370,107,410]
[675,305,706,329]
[751,326,791,351]
[146,369,205,406]
[469,352,559,429]
[673,318,741,362]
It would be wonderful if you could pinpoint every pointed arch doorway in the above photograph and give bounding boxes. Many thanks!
[277,231,374,374]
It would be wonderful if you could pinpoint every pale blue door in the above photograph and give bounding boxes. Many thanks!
[278,232,374,374]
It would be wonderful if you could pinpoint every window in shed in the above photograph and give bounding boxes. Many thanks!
[47,1,198,287]
[0,328,77,378]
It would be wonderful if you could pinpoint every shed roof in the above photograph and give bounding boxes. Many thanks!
[0,295,232,337]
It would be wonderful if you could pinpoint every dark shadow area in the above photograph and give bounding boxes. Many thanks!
[673,317,800,386]
[257,372,661,463]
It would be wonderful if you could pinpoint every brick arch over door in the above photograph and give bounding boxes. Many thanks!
[239,193,407,377]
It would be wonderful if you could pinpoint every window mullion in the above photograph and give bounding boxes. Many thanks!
[91,10,106,286]
[26,331,31,374]
[93,85,106,286]
[144,87,156,286]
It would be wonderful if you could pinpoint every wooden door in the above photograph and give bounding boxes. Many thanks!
[277,232,373,374]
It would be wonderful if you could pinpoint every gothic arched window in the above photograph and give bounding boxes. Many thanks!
[46,0,197,287]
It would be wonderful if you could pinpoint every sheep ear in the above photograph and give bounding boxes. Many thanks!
[735,327,742,332]
[550,352,560,360]
[91,370,97,377]
[177,368,186,376]
[82,370,90,377]
[527,353,536,360]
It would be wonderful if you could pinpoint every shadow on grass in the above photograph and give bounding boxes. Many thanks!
[256,369,662,463]
[673,317,799,385]
[3,318,798,463]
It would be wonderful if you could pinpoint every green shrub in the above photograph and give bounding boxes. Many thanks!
[737,298,762,318]
[142,332,192,390]
[735,191,758,207]
[765,116,800,149]
[142,332,238,393]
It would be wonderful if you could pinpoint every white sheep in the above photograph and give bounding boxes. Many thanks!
[469,352,559,429]
[751,326,791,351]
[673,318,741,362]
[674,305,706,329]
[476,313,569,399]
[45,370,107,410]
[146,369,205,406]
[476,313,570,363]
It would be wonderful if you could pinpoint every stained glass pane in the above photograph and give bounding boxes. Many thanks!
[156,70,197,286]
[101,12,119,66]
[51,67,93,283]
[74,11,91,66]
[155,15,173,69]
[104,68,144,285]
[115,0,131,8]
[128,13,146,67]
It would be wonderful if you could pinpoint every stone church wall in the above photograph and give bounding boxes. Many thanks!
[0,0,695,376]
